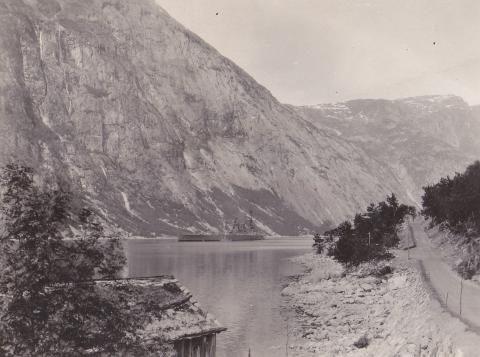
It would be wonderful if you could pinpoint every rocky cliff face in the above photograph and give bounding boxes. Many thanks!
[0,0,478,235]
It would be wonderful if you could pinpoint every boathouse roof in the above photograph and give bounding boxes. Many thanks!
[96,276,226,342]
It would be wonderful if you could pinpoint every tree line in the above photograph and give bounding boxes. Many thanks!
[319,194,416,266]
[421,161,480,278]
[422,160,480,235]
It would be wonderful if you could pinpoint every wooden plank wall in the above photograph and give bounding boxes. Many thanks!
[174,334,217,357]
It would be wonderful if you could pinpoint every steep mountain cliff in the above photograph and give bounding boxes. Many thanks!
[0,0,477,235]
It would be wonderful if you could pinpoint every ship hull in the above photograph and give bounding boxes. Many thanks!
[178,234,264,242]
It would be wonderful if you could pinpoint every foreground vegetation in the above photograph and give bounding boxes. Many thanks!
[319,194,416,266]
[0,164,166,356]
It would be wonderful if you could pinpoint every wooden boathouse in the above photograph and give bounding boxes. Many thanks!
[173,332,219,357]
[96,276,226,357]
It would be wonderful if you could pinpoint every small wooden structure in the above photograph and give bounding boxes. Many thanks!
[97,276,226,357]
[173,333,217,357]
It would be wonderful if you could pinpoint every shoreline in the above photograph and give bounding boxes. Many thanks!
[282,252,480,356]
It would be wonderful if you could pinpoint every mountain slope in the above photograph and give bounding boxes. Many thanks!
[0,0,477,235]
[296,95,480,203]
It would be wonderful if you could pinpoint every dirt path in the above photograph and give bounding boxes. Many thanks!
[409,221,480,333]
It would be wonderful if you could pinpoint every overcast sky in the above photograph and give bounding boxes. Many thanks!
[156,0,480,106]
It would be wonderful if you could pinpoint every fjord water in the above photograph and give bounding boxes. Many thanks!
[126,238,311,357]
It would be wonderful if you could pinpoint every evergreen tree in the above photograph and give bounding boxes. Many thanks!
[330,221,357,265]
[422,161,480,233]
[0,164,144,356]
[325,193,415,266]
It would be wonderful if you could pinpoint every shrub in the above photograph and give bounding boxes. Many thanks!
[325,194,415,266]
[353,335,369,349]
[376,265,393,277]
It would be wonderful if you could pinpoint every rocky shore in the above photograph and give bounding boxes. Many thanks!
[282,252,478,356]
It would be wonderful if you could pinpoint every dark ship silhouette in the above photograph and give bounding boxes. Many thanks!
[179,212,264,242]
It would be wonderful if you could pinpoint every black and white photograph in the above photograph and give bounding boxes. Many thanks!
[0,0,480,356]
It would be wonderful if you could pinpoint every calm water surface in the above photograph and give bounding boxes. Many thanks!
[125,238,311,357]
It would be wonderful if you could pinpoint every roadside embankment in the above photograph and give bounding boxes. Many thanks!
[423,225,480,282]
[282,252,480,356]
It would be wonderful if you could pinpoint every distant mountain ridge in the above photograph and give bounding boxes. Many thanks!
[296,95,480,204]
[0,0,478,235]
[305,95,480,152]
